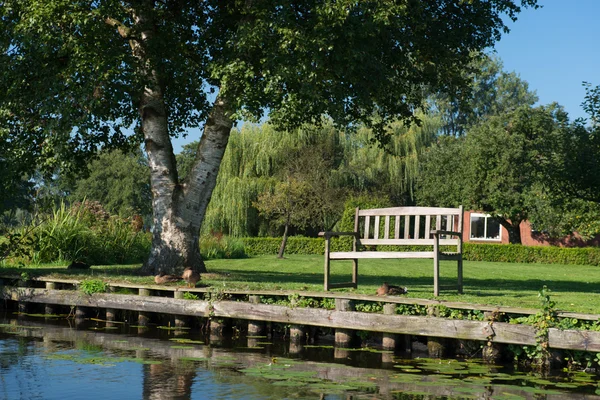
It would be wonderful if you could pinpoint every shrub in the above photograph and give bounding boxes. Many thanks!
[7,201,151,265]
[463,243,600,266]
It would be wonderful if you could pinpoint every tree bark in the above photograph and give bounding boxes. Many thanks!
[126,4,233,275]
[142,98,233,274]
[498,218,523,244]
[278,218,290,259]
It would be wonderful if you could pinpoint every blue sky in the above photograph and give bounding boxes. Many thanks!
[493,0,599,121]
[173,1,599,153]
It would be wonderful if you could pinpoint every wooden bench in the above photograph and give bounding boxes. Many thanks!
[320,206,464,296]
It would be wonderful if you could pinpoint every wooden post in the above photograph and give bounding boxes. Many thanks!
[210,319,228,337]
[382,303,398,351]
[138,288,152,326]
[247,295,265,336]
[334,347,350,360]
[427,305,448,358]
[18,279,29,315]
[289,341,304,355]
[335,299,354,346]
[18,301,29,315]
[289,325,306,344]
[173,291,189,327]
[44,282,57,316]
[427,337,449,358]
[106,308,117,321]
[482,311,504,364]
[75,306,92,319]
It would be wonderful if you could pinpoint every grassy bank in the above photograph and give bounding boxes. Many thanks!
[2,255,600,314]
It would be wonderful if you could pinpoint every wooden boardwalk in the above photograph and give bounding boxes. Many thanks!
[1,274,600,353]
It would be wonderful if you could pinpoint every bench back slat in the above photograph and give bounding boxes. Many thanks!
[384,216,390,239]
[360,238,460,246]
[353,206,463,246]
[358,206,461,216]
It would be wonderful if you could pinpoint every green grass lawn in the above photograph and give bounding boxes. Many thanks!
[2,255,600,314]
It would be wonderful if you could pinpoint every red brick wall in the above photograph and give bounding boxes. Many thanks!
[463,210,600,247]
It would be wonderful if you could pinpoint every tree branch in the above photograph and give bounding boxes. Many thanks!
[104,17,133,39]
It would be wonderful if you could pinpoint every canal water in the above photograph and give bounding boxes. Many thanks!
[1,313,600,399]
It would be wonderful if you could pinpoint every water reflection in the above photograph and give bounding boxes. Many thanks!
[143,362,195,400]
[0,315,600,400]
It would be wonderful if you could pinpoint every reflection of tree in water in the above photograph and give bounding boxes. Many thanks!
[142,360,196,400]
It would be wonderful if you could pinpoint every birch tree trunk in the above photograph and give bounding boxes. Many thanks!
[142,99,233,274]
[125,4,233,275]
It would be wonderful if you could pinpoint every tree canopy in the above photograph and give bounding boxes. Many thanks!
[431,54,538,137]
[418,106,561,244]
[70,149,152,217]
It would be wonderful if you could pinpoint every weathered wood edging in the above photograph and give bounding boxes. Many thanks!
[2,274,597,321]
[3,286,600,352]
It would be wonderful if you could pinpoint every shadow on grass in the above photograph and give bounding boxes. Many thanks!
[5,263,599,298]
[211,268,600,295]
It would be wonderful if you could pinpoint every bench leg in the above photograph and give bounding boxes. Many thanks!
[433,236,440,297]
[433,255,440,297]
[324,237,331,291]
[324,257,330,291]
[457,257,463,294]
[352,259,358,289]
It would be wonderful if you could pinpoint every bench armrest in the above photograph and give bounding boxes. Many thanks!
[430,230,462,237]
[318,231,359,239]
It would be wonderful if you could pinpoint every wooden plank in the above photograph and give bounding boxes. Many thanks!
[359,238,458,246]
[1,287,209,316]
[3,277,598,322]
[394,216,400,239]
[330,251,435,259]
[549,328,600,351]
[446,214,452,231]
[212,302,538,345]
[384,216,390,239]
[363,215,370,240]
[374,216,380,239]
[414,215,420,239]
[425,215,431,239]
[359,207,461,216]
[404,215,410,239]
[436,215,442,231]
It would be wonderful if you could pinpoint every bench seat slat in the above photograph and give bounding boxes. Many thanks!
[330,251,435,259]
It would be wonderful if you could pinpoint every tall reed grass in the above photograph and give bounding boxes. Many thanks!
[10,201,150,265]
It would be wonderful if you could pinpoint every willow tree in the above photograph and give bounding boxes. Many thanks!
[0,0,538,274]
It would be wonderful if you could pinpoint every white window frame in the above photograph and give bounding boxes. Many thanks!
[469,213,502,241]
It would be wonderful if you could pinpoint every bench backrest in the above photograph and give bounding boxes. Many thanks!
[354,206,463,247]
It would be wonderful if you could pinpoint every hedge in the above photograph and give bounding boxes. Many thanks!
[241,236,600,266]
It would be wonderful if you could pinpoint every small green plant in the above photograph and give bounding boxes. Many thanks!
[182,292,199,300]
[354,301,383,313]
[79,279,107,295]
